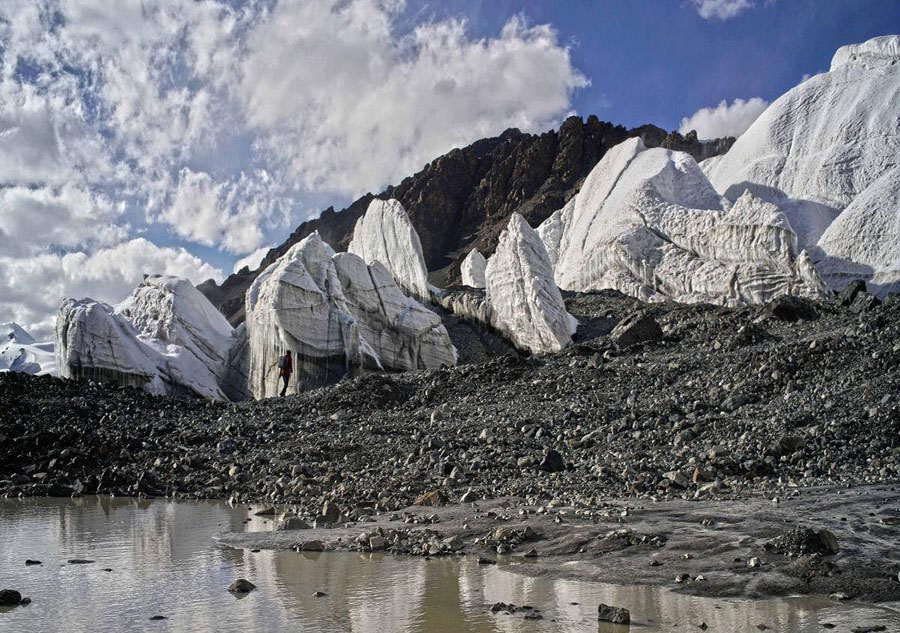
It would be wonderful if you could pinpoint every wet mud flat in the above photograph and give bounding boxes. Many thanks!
[219,483,900,606]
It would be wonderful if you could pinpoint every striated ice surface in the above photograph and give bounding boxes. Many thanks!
[460,249,487,288]
[348,198,431,300]
[485,213,577,354]
[536,197,575,270]
[816,165,900,295]
[56,275,244,400]
[542,137,829,305]
[702,35,900,294]
[245,233,363,399]
[333,252,457,371]
[245,232,455,399]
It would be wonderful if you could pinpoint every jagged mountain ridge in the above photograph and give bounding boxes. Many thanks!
[199,116,735,324]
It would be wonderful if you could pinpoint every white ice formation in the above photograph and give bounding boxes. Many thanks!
[245,232,455,399]
[55,275,247,401]
[485,214,577,354]
[702,35,900,295]
[348,198,432,300]
[1,323,56,375]
[460,249,487,288]
[538,137,830,305]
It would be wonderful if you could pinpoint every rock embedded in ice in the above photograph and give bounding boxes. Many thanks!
[485,213,577,354]
[542,137,829,306]
[56,275,243,400]
[460,249,487,288]
[348,198,431,300]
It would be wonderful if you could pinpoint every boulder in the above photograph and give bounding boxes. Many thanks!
[766,295,818,322]
[0,589,22,606]
[837,279,868,306]
[610,312,663,348]
[539,449,567,473]
[597,603,630,624]
[228,579,256,593]
[413,490,447,507]
[276,517,311,531]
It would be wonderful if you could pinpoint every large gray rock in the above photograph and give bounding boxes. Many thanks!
[610,312,663,348]
[597,603,630,623]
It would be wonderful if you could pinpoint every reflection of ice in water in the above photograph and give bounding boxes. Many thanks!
[3,498,900,633]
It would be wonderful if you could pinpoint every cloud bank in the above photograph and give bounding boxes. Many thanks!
[0,0,585,335]
[679,97,769,139]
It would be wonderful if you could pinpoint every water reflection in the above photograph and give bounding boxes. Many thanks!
[1,497,897,633]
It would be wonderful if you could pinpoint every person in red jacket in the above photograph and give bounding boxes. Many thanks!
[278,350,293,397]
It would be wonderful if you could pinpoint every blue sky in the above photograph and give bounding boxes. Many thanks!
[0,0,897,336]
[417,0,900,131]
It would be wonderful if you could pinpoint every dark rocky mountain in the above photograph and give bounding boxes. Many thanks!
[199,116,735,325]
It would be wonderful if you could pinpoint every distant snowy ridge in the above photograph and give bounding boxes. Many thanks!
[1,322,55,376]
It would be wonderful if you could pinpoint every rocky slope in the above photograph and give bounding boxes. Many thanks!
[5,287,897,512]
[199,118,735,324]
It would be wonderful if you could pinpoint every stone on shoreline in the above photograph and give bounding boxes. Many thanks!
[597,603,630,623]
[228,579,256,593]
[0,589,23,606]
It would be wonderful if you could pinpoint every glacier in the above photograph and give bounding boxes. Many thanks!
[56,275,247,400]
[485,214,577,354]
[703,34,900,295]
[245,232,455,399]
[348,198,432,300]
[1,323,56,376]
[460,249,487,288]
[539,137,830,305]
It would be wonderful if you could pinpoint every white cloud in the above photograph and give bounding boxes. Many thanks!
[0,184,126,257]
[232,246,272,274]
[690,0,756,20]
[0,238,223,339]
[238,3,588,196]
[0,0,587,335]
[679,97,769,139]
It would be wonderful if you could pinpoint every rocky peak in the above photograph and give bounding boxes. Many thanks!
[201,116,735,324]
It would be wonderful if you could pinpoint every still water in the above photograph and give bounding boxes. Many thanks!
[1,497,898,633]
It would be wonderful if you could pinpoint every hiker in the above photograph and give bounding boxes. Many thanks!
[277,350,293,397]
